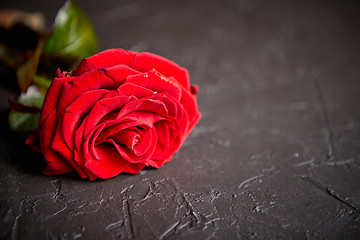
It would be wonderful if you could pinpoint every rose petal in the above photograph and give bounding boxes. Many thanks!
[146,92,189,138]
[26,128,41,152]
[111,128,143,152]
[187,111,202,138]
[152,119,182,161]
[84,147,131,179]
[152,93,178,117]
[74,115,87,160]
[89,123,107,160]
[72,49,136,76]
[154,120,170,152]
[104,126,157,164]
[121,111,164,128]
[95,118,138,144]
[84,95,136,138]
[147,156,173,169]
[116,98,168,120]
[178,84,201,134]
[92,142,115,160]
[52,128,87,178]
[73,116,99,180]
[40,110,73,175]
[104,64,141,83]
[83,122,141,178]
[116,83,155,98]
[56,70,113,119]
[62,89,108,149]
[40,76,75,125]
[57,66,141,121]
[125,70,181,101]
[123,162,146,174]
[129,52,190,89]
[95,112,163,148]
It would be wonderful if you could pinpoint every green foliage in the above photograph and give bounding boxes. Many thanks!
[43,0,99,58]
[16,40,43,92]
[8,0,99,132]
[9,111,41,132]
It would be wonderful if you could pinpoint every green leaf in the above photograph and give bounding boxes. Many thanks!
[33,74,52,89]
[8,85,45,132]
[16,40,43,92]
[9,111,41,132]
[43,0,99,58]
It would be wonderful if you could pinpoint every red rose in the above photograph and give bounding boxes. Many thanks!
[27,49,201,180]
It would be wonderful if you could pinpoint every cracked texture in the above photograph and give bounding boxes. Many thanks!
[1,0,360,239]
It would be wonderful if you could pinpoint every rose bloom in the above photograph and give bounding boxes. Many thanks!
[27,49,201,180]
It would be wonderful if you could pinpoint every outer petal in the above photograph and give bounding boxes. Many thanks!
[147,156,173,169]
[177,84,201,135]
[26,75,74,157]
[104,64,141,82]
[56,70,113,119]
[129,52,190,89]
[40,76,75,125]
[40,110,73,175]
[56,66,141,120]
[26,128,41,152]
[123,162,146,174]
[84,148,131,179]
[52,128,87,178]
[72,49,136,76]
[125,70,181,101]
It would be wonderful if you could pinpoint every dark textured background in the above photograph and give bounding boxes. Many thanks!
[1,0,360,239]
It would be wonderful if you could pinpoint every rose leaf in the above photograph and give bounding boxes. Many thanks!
[43,0,99,58]
[33,74,52,89]
[8,111,41,132]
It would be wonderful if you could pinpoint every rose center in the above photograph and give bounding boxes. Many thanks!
[111,127,144,151]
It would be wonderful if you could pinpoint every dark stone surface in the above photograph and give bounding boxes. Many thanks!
[1,0,360,239]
